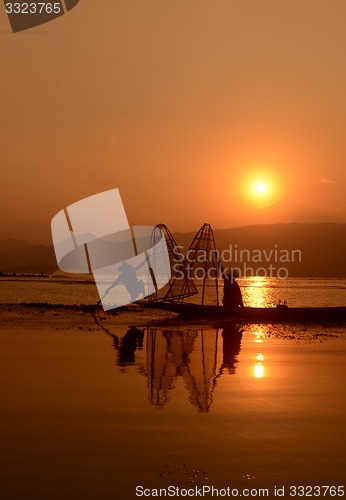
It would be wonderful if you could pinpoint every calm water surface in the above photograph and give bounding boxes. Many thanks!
[1,277,346,307]
[1,322,345,499]
[1,277,345,498]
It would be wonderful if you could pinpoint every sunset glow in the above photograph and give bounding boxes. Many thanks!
[0,2,345,498]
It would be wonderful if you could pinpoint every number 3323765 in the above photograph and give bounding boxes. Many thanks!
[5,3,62,14]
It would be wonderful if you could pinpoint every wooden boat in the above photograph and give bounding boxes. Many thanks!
[144,302,346,323]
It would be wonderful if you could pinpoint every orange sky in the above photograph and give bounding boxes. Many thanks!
[1,0,345,243]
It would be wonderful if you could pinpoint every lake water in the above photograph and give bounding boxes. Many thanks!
[0,321,345,499]
[1,276,346,307]
[0,278,345,499]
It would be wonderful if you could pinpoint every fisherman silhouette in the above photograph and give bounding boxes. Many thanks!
[116,326,145,367]
[222,269,244,310]
[100,260,146,305]
[90,314,144,369]
[219,326,244,375]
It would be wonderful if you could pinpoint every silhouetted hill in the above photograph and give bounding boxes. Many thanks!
[174,223,346,278]
[0,239,32,253]
[0,242,57,274]
[0,223,345,277]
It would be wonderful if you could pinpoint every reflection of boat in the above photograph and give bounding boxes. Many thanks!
[96,321,244,411]
[219,326,243,374]
[143,302,346,323]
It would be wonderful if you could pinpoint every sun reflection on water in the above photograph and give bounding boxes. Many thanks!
[254,352,265,378]
[241,277,280,308]
[252,327,267,378]
[254,362,265,379]
[253,326,267,344]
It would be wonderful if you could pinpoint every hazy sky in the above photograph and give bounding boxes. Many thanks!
[1,0,345,243]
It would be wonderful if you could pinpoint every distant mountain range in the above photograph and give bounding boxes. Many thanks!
[0,240,57,274]
[176,223,346,279]
[0,223,345,278]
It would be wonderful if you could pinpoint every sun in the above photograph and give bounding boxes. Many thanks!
[237,168,280,208]
[255,183,266,194]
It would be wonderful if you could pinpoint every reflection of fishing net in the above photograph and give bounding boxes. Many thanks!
[144,329,220,412]
[182,331,219,412]
[145,328,177,407]
[148,224,198,302]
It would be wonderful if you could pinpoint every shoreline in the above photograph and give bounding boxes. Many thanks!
[0,303,179,329]
[1,304,345,340]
